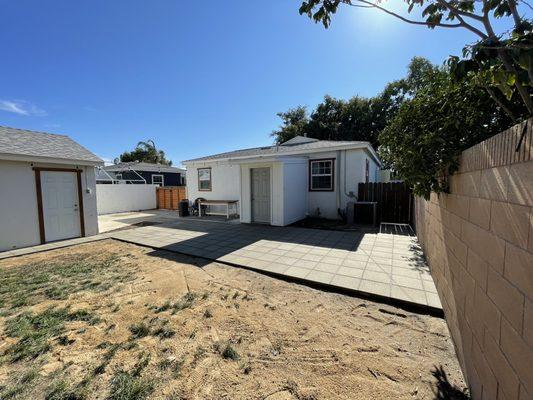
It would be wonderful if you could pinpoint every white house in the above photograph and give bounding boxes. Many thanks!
[183,136,380,226]
[0,126,103,252]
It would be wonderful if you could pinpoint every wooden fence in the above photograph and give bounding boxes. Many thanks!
[156,187,187,210]
[357,182,413,224]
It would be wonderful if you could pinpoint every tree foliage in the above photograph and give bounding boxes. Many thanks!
[271,57,436,147]
[379,65,515,198]
[271,106,310,144]
[299,0,533,116]
[115,140,173,166]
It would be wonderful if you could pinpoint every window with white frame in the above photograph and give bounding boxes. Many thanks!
[198,168,212,191]
[152,174,164,187]
[309,159,334,191]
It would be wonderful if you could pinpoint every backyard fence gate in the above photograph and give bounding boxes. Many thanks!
[357,182,413,225]
[156,187,187,210]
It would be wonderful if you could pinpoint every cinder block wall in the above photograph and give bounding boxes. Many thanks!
[415,119,532,400]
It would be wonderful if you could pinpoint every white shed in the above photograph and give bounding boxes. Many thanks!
[0,126,103,251]
[183,136,381,225]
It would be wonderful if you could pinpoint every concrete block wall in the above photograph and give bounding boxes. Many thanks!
[415,119,532,400]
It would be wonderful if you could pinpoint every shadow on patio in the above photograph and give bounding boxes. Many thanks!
[109,218,442,315]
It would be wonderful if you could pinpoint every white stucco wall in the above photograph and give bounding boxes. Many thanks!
[0,160,99,252]
[308,149,380,220]
[185,164,241,202]
[82,166,99,236]
[96,184,157,215]
[282,159,308,225]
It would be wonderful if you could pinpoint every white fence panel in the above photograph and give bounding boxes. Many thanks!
[96,184,157,215]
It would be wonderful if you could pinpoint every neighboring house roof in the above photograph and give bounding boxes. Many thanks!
[183,136,380,165]
[103,161,185,173]
[0,126,103,165]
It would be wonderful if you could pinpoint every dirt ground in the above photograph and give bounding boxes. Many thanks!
[0,239,468,400]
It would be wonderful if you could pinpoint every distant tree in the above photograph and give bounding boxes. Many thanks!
[115,140,173,166]
[270,57,436,148]
[298,0,533,116]
[271,106,310,144]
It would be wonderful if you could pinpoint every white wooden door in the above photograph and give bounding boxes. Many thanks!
[251,168,270,223]
[41,171,81,242]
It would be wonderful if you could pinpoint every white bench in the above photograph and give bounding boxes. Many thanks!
[198,200,239,219]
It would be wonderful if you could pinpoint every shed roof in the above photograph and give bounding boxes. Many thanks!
[183,138,378,164]
[103,162,185,173]
[0,126,102,164]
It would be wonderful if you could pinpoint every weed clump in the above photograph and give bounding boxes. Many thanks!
[129,323,150,339]
[109,371,154,400]
[214,341,239,361]
[4,307,100,362]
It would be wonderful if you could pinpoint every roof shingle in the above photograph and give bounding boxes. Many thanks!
[0,126,102,164]
[183,139,371,163]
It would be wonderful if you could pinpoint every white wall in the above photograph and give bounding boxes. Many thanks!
[0,160,99,252]
[81,165,99,236]
[308,151,339,219]
[96,184,157,215]
[308,149,380,220]
[282,159,308,225]
[185,163,240,202]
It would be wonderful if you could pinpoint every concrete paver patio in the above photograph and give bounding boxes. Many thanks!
[108,218,441,312]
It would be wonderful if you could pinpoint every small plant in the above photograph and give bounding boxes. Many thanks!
[155,301,172,313]
[215,342,239,361]
[57,335,75,346]
[172,292,196,313]
[132,352,151,377]
[108,371,154,400]
[158,357,185,378]
[94,343,121,375]
[153,325,176,339]
[45,379,87,400]
[241,362,252,375]
[129,322,150,338]
[203,309,213,318]
[193,346,206,362]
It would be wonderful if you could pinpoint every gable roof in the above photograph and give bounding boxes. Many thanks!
[0,126,102,165]
[183,139,380,165]
[103,161,185,173]
[280,135,319,146]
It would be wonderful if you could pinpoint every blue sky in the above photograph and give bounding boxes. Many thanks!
[0,0,520,166]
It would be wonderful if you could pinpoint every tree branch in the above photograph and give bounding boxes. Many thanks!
[434,0,485,22]
[507,0,523,26]
[344,0,462,28]
[435,0,488,38]
[484,86,518,121]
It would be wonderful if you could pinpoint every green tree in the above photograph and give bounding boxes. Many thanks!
[270,57,436,148]
[299,0,533,115]
[379,65,515,198]
[115,140,173,166]
[271,106,309,144]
